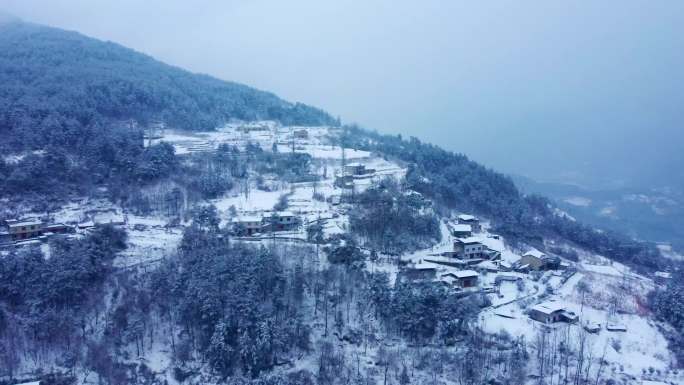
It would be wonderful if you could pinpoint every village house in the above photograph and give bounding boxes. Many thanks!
[519,250,561,271]
[232,215,263,236]
[528,301,578,324]
[263,211,299,232]
[5,219,44,241]
[42,223,72,236]
[334,174,354,189]
[239,123,270,133]
[401,263,438,281]
[293,129,308,139]
[344,162,367,176]
[654,271,672,285]
[494,274,522,286]
[453,238,487,259]
[443,270,479,288]
[458,214,481,232]
[0,230,10,243]
[519,250,546,270]
[497,260,513,272]
[1,219,73,243]
[475,260,499,273]
[451,224,472,238]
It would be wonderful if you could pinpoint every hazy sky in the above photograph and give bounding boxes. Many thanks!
[3,0,684,189]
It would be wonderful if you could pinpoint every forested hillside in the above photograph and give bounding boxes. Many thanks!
[0,20,334,202]
[0,20,335,149]
[340,127,668,272]
[1,20,682,385]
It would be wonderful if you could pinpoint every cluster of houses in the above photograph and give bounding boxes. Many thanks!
[0,208,134,247]
[398,213,589,327]
[231,211,300,236]
[0,218,73,245]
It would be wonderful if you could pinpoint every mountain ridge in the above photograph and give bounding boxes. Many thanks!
[0,20,336,140]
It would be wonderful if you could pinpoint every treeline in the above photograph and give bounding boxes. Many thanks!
[349,178,440,254]
[649,273,684,366]
[149,222,312,378]
[0,19,334,206]
[340,126,668,272]
[0,125,177,204]
[0,224,127,379]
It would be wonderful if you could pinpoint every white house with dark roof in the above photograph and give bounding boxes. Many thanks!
[453,237,486,259]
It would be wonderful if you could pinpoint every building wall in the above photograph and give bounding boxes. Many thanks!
[458,277,478,288]
[520,255,544,270]
[530,309,562,323]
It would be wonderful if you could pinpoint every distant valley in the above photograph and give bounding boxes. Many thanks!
[513,175,684,252]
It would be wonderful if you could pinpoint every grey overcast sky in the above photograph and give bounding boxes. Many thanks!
[2,0,684,189]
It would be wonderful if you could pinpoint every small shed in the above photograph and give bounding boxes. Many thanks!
[606,323,627,332]
[583,321,601,333]
[444,270,479,288]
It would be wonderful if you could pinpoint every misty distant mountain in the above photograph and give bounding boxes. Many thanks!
[513,174,684,250]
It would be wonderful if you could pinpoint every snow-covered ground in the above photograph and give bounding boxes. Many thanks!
[12,123,679,384]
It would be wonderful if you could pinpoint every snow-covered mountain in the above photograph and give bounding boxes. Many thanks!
[0,20,682,385]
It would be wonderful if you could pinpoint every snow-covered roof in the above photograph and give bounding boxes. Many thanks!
[455,237,482,245]
[523,249,546,259]
[452,270,479,278]
[452,224,472,232]
[458,214,477,221]
[7,219,42,228]
[476,260,498,271]
[78,221,95,228]
[606,323,627,331]
[345,162,363,167]
[654,271,672,279]
[530,301,567,315]
[234,215,262,223]
[13,381,41,385]
[412,262,437,270]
